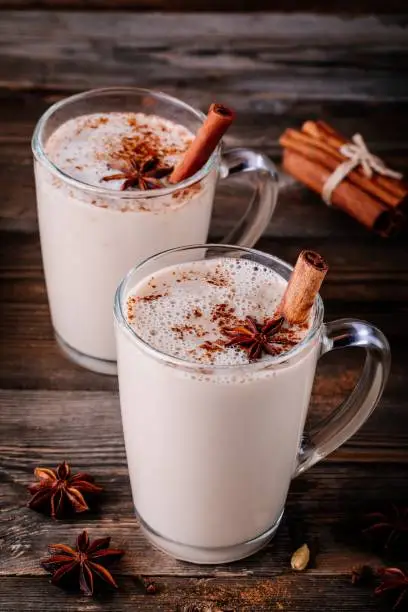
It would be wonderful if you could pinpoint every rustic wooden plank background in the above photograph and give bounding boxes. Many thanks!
[1,10,408,612]
[2,0,408,12]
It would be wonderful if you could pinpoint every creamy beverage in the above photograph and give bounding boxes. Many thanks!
[115,244,390,564]
[34,111,217,373]
[116,256,319,563]
[33,89,281,373]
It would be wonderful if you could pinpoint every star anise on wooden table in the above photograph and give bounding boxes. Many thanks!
[41,530,125,596]
[364,505,408,557]
[224,316,285,361]
[102,155,173,191]
[375,567,408,611]
[28,461,102,519]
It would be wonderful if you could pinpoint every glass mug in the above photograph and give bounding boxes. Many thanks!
[31,87,279,375]
[114,244,390,564]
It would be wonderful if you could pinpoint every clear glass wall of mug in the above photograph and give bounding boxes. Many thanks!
[32,88,279,374]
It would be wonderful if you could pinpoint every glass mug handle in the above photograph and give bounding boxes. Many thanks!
[218,148,279,247]
[294,318,391,477]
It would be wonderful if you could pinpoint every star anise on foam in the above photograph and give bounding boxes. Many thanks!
[41,530,125,596]
[28,461,102,519]
[224,316,285,361]
[102,155,173,191]
[375,567,408,610]
[363,505,408,557]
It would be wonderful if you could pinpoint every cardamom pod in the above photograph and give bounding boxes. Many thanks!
[290,543,310,571]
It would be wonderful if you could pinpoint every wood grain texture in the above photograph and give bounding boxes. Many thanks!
[0,389,406,580]
[1,12,407,237]
[1,13,408,102]
[0,575,382,612]
[3,233,408,301]
[4,91,408,145]
[1,11,408,611]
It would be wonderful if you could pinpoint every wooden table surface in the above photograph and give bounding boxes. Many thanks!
[1,11,408,612]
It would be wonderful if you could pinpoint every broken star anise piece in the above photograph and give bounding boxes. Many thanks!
[224,316,285,361]
[102,155,173,191]
[363,504,408,557]
[375,567,408,611]
[41,530,125,596]
[28,461,102,519]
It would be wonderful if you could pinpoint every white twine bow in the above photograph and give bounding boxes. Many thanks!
[322,133,403,206]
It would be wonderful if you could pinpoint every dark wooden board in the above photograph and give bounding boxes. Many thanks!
[1,389,406,578]
[1,0,408,12]
[3,92,408,145]
[0,575,381,612]
[3,233,408,301]
[1,13,408,102]
[1,12,408,238]
[1,10,408,612]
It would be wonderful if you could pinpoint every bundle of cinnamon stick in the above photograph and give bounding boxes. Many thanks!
[280,121,407,237]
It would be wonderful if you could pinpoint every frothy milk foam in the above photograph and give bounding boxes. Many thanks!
[45,112,193,200]
[35,112,217,369]
[116,257,320,563]
[128,257,306,366]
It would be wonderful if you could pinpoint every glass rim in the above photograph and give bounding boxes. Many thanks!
[114,244,325,373]
[31,86,220,200]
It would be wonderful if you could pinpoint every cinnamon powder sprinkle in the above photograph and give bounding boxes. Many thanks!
[136,293,166,303]
[106,119,191,177]
[171,325,197,341]
[205,271,229,287]
[127,116,139,128]
[272,328,300,355]
[172,183,201,201]
[127,296,136,321]
[110,138,158,164]
[77,115,109,133]
[175,576,290,609]
[210,303,242,332]
[199,340,224,356]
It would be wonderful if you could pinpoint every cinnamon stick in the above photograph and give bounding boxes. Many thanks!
[280,128,402,208]
[279,250,328,325]
[302,120,407,203]
[169,103,235,184]
[283,150,402,237]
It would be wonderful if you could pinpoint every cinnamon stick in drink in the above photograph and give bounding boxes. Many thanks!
[169,103,235,184]
[279,250,328,325]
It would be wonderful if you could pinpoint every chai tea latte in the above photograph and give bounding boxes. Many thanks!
[34,111,217,370]
[116,256,318,563]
